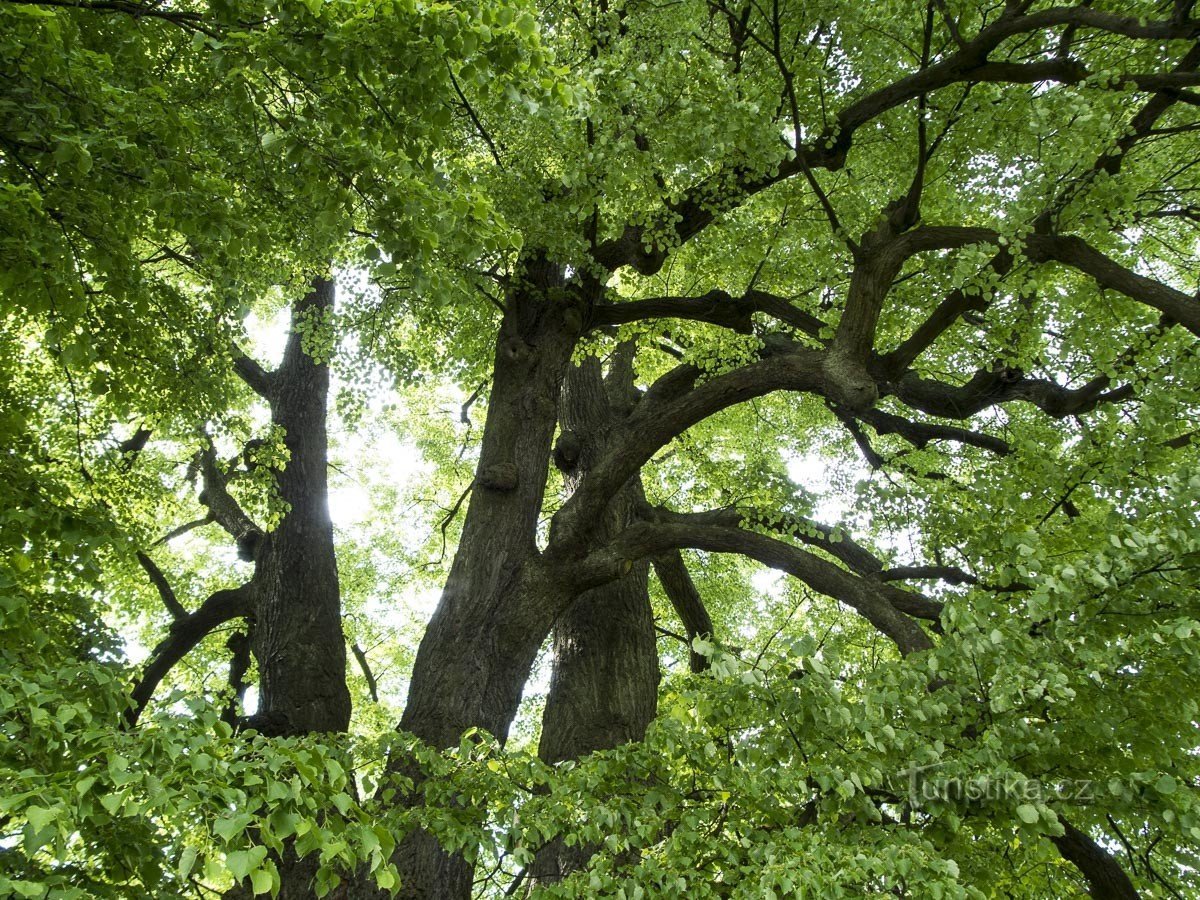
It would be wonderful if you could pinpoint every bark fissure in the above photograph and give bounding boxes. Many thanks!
[384,263,589,897]
[532,350,659,886]
[249,277,350,737]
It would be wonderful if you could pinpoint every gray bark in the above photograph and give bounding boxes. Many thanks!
[530,349,660,886]
[383,260,588,898]
[250,277,351,738]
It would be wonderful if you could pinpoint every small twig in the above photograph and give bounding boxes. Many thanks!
[436,483,473,562]
[448,65,504,169]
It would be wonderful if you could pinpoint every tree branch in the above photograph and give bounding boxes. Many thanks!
[221,626,254,729]
[152,514,215,547]
[198,446,264,560]
[887,225,1199,336]
[880,251,1012,376]
[588,288,828,339]
[1025,234,1200,336]
[880,564,977,585]
[115,426,152,472]
[2,0,220,35]
[135,551,187,621]
[351,642,380,703]
[575,518,935,655]
[853,405,1012,455]
[448,66,504,169]
[125,584,254,727]
[641,504,945,622]
[591,5,1199,274]
[888,364,1134,420]
[549,348,825,550]
[1051,817,1143,900]
[232,347,274,399]
[651,551,714,673]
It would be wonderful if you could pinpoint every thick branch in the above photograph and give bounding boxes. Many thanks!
[831,228,912,370]
[588,288,827,339]
[880,252,1012,375]
[3,0,213,31]
[1025,234,1200,336]
[550,349,825,549]
[880,564,977,585]
[752,510,883,576]
[115,427,152,472]
[1051,818,1143,900]
[232,347,274,399]
[643,506,944,622]
[891,226,1200,336]
[197,446,263,556]
[651,551,714,673]
[576,520,934,656]
[890,365,1133,420]
[221,627,254,729]
[135,551,187,621]
[854,406,1012,455]
[126,584,254,726]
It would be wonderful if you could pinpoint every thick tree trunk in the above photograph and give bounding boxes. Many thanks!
[529,569,656,885]
[537,567,657,768]
[233,279,352,900]
[532,355,662,888]
[249,277,351,737]
[383,260,587,898]
[530,351,660,885]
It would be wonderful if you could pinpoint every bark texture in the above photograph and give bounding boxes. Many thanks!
[384,260,588,898]
[531,349,660,886]
[224,278,353,900]
[1051,819,1143,900]
[249,278,351,738]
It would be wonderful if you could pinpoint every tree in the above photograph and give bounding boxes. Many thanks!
[2,0,1199,898]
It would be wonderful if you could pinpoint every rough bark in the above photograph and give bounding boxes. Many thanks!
[222,279,352,900]
[382,260,588,898]
[1051,819,1143,900]
[530,350,660,886]
[248,277,351,738]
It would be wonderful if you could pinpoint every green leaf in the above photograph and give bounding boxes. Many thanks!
[250,867,274,895]
[226,846,268,882]
[215,812,252,843]
[1154,774,1177,795]
[179,847,198,879]
[515,12,537,37]
[25,806,56,832]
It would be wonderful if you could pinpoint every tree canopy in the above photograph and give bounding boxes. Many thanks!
[2,0,1199,898]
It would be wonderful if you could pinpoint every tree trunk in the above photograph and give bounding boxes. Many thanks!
[249,277,351,737]
[240,278,352,900]
[531,349,660,885]
[384,260,587,898]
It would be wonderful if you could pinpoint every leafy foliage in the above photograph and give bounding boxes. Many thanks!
[3,0,1200,897]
